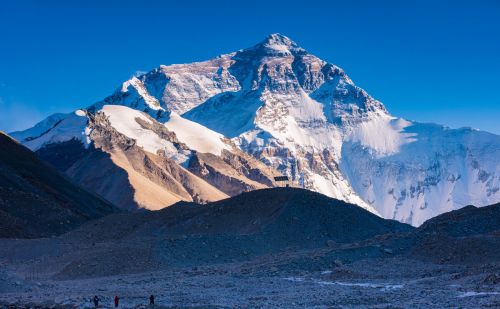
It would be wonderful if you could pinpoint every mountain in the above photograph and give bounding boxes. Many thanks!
[0,132,117,238]
[11,34,500,225]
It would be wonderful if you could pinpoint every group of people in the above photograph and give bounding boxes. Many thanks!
[92,294,155,308]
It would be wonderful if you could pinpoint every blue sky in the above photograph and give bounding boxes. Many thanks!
[1,0,499,134]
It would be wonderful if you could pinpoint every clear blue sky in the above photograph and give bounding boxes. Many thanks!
[1,0,499,134]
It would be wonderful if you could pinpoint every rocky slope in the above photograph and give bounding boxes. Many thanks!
[409,202,500,264]
[31,107,277,210]
[0,132,117,238]
[11,34,500,224]
[0,188,412,279]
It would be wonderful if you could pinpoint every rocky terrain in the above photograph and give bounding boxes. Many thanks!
[409,202,500,265]
[0,132,117,238]
[0,188,498,308]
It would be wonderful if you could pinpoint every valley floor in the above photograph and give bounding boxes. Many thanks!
[1,256,499,308]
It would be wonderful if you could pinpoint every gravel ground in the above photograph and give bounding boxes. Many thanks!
[1,256,499,308]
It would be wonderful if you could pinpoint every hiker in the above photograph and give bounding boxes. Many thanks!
[93,295,100,308]
[149,294,155,306]
[114,295,120,308]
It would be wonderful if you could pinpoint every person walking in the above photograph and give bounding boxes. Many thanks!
[93,295,100,308]
[114,295,120,308]
[149,294,155,306]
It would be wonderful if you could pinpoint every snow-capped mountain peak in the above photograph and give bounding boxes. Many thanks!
[250,33,305,55]
[10,34,500,225]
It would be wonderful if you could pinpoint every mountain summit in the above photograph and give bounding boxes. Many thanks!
[252,33,305,54]
[11,34,500,225]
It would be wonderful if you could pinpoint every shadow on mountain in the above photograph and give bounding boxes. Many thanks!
[0,132,118,238]
[36,139,138,211]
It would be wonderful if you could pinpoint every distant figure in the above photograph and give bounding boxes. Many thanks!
[93,295,100,308]
[149,294,155,306]
[114,295,120,308]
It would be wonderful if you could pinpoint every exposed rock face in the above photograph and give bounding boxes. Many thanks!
[10,34,500,225]
[83,112,220,209]
[27,109,277,210]
[0,132,117,238]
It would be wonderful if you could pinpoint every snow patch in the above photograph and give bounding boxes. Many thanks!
[121,77,163,111]
[164,113,231,156]
[75,109,86,117]
[346,116,417,156]
[459,291,500,298]
[23,110,90,151]
[284,277,404,291]
[101,105,188,163]
[9,113,68,143]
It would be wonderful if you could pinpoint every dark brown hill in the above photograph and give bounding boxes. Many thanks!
[160,188,412,242]
[408,203,500,264]
[0,132,118,238]
[67,187,412,245]
[417,203,500,237]
[45,187,413,278]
